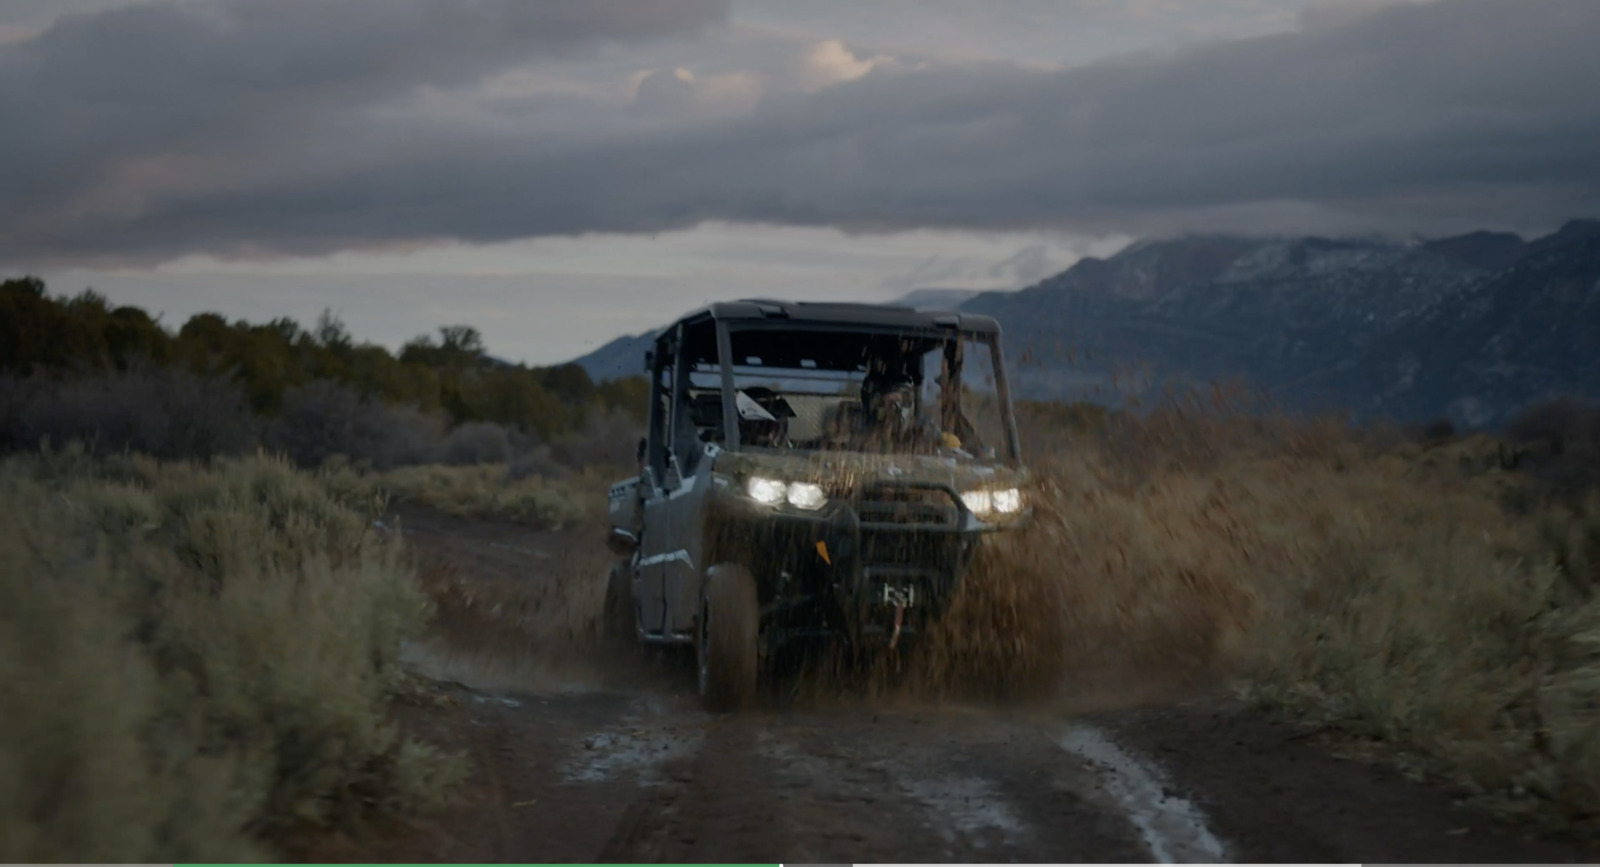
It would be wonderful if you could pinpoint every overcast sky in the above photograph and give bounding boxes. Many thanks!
[4,0,1597,364]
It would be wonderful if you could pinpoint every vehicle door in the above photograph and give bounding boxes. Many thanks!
[661,437,714,638]
[636,331,677,637]
[664,321,726,639]
[638,321,718,640]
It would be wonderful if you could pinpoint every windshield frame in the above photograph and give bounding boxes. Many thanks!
[710,319,1022,466]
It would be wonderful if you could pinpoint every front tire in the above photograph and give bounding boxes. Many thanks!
[698,564,759,712]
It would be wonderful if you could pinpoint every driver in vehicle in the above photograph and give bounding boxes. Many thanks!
[851,370,950,453]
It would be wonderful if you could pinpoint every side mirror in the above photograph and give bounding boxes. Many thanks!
[636,436,647,463]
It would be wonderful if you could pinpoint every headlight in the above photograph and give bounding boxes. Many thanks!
[786,481,827,510]
[746,476,787,506]
[745,476,828,510]
[960,489,992,514]
[992,488,1023,514]
[962,487,1024,518]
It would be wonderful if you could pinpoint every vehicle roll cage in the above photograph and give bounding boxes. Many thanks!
[643,302,1022,473]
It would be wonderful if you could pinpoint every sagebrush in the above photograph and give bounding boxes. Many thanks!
[0,448,465,862]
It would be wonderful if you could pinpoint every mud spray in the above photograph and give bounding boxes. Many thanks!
[785,458,1261,711]
[403,451,1261,712]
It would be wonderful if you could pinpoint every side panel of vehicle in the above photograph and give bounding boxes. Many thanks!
[639,470,715,639]
[662,444,718,638]
[635,320,717,643]
[638,487,674,636]
[636,326,677,637]
[607,477,642,543]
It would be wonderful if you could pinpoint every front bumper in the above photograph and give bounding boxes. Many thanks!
[707,480,1026,650]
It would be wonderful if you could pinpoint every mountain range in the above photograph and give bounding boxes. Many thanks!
[569,220,1600,428]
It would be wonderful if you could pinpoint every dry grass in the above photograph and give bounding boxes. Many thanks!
[403,541,624,694]
[895,407,1600,830]
[413,530,613,664]
[363,462,603,528]
[1240,460,1600,828]
[322,458,635,693]
[0,447,466,862]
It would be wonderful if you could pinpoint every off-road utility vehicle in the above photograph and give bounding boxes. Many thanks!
[604,299,1030,710]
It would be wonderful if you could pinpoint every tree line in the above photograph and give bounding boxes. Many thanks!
[1,275,646,443]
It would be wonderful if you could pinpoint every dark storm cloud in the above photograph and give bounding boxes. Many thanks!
[5,0,1599,265]
[0,0,728,248]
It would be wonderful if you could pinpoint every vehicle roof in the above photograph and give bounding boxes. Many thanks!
[663,299,1000,336]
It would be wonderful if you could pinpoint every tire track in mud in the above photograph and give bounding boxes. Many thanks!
[752,725,1007,862]
[1059,724,1228,863]
[409,678,1599,864]
[592,705,1163,863]
[754,710,1151,862]
[596,719,789,863]
[430,661,1214,863]
[558,694,706,787]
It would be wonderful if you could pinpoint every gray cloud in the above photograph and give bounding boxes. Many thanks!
[0,0,727,252]
[737,0,1321,66]
[5,0,1599,267]
[988,245,1053,288]
[879,242,1069,296]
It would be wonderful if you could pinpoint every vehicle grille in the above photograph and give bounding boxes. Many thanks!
[854,484,957,528]
[853,484,959,590]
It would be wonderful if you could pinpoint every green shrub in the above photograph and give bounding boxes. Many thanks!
[373,463,592,528]
[0,448,464,862]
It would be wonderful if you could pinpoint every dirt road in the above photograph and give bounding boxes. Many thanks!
[297,506,1596,863]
